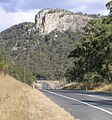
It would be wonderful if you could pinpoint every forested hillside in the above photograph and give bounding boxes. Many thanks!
[0,9,111,85]
[65,17,112,83]
[0,22,82,82]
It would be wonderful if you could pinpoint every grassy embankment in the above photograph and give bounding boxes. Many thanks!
[0,74,76,120]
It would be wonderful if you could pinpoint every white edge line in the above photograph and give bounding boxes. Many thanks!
[42,89,112,115]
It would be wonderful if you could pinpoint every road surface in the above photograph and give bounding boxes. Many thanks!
[41,83,112,120]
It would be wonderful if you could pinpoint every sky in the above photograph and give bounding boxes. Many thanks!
[0,0,109,32]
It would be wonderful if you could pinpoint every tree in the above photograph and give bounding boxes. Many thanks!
[65,17,112,83]
[0,37,7,73]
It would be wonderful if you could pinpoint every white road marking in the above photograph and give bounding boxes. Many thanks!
[43,89,112,115]
[50,90,112,100]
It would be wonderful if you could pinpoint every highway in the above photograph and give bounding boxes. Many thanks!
[41,83,112,120]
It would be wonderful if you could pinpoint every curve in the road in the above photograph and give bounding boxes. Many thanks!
[43,89,112,115]
[41,89,112,120]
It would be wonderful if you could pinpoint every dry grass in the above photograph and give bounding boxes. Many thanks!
[93,83,112,92]
[0,74,32,120]
[0,74,76,120]
[63,82,112,92]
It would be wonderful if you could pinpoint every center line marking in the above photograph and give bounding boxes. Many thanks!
[42,90,112,115]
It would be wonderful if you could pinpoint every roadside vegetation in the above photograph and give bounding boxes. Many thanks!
[0,39,34,85]
[63,82,112,92]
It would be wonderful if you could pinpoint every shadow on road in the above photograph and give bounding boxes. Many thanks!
[81,100,112,108]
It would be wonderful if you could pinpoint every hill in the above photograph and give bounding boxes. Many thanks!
[0,8,92,82]
[0,74,76,120]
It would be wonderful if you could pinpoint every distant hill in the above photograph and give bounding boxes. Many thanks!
[0,8,93,81]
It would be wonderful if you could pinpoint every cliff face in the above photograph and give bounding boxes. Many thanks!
[35,8,92,34]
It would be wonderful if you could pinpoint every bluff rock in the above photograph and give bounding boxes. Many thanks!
[35,8,92,34]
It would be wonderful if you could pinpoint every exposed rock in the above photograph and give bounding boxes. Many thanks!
[35,8,92,34]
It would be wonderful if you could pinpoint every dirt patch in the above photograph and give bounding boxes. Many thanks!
[0,74,76,120]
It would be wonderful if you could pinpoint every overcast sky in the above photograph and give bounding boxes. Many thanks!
[0,0,109,32]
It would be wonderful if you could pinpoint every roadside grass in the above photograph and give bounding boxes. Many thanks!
[63,82,112,92]
[93,83,112,92]
[0,74,76,120]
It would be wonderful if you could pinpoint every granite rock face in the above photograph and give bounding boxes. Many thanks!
[35,8,92,34]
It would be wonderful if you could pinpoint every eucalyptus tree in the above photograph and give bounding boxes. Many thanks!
[65,17,112,83]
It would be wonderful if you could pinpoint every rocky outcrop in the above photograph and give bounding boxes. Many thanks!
[35,8,92,34]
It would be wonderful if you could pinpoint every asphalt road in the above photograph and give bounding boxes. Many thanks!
[41,83,112,120]
[41,82,52,89]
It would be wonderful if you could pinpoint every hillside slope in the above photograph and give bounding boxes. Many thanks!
[0,9,93,81]
[0,22,82,80]
[0,74,76,120]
